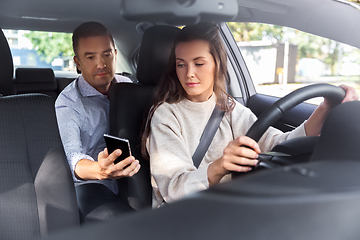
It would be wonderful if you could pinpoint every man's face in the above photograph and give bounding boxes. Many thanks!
[74,35,117,95]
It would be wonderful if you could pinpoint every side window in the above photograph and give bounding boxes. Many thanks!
[227,23,360,105]
[3,29,77,73]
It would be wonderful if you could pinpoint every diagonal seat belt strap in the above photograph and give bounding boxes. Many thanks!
[192,106,225,168]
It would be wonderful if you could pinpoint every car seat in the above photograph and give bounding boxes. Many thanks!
[13,68,58,100]
[56,77,75,95]
[0,28,15,96]
[108,25,180,209]
[0,93,80,239]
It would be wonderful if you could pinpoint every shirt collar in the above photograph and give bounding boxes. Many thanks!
[78,74,118,98]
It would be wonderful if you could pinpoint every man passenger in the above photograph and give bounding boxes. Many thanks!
[55,21,140,223]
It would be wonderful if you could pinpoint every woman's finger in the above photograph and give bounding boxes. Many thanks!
[234,136,261,153]
[223,160,252,172]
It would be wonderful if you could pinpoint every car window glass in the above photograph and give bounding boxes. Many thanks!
[4,29,76,72]
[4,29,124,77]
[227,23,360,105]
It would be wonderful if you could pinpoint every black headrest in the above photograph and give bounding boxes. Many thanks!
[0,28,14,95]
[136,25,180,86]
[15,68,55,84]
[310,101,360,162]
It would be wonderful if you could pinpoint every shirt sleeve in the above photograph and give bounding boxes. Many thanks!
[148,108,209,204]
[55,102,94,182]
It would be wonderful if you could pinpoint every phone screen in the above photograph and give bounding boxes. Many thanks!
[104,134,131,164]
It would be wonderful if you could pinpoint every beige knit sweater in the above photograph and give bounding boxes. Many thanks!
[147,94,306,208]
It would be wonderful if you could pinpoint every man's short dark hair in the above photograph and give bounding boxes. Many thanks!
[72,21,115,73]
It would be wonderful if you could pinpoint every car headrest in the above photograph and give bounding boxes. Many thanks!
[136,25,180,86]
[0,28,14,95]
[15,68,56,84]
[310,101,360,162]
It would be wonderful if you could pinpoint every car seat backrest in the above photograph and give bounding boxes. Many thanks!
[14,68,58,100]
[109,25,181,209]
[0,93,79,239]
[56,77,75,95]
[0,28,15,96]
[136,25,180,86]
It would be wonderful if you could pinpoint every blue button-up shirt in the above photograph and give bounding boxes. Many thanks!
[55,74,132,193]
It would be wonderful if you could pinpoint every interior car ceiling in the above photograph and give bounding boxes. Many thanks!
[1,0,360,57]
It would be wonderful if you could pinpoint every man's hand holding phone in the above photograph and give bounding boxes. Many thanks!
[73,135,141,181]
[97,148,140,179]
[96,134,141,179]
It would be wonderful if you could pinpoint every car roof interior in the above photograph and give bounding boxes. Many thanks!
[1,0,360,69]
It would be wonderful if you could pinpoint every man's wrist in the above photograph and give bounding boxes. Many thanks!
[74,159,102,181]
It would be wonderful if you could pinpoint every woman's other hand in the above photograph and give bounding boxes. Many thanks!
[305,84,359,136]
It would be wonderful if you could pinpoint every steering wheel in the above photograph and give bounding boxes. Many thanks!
[232,83,345,178]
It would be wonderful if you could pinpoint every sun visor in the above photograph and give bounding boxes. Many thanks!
[120,0,238,25]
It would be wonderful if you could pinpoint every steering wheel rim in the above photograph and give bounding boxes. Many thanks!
[231,84,345,179]
[245,83,345,142]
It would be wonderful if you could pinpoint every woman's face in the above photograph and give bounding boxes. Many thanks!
[175,40,216,102]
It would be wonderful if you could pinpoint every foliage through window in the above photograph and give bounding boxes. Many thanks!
[3,29,76,72]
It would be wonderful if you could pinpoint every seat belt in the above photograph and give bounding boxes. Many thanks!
[161,106,224,205]
[192,106,225,168]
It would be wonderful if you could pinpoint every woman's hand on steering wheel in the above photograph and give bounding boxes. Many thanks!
[305,84,359,136]
[208,136,260,186]
[232,83,350,179]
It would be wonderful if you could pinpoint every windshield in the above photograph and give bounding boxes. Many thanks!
[227,22,360,104]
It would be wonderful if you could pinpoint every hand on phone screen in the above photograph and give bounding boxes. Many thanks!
[104,134,131,164]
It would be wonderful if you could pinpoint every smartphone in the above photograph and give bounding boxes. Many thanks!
[104,134,131,164]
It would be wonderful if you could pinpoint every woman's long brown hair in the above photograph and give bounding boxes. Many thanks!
[141,22,235,159]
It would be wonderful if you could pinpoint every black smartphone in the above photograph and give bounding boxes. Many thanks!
[104,134,131,164]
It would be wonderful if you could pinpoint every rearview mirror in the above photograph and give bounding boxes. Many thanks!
[120,0,238,24]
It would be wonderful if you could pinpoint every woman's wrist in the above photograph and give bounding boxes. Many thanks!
[304,102,331,136]
[207,159,227,186]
